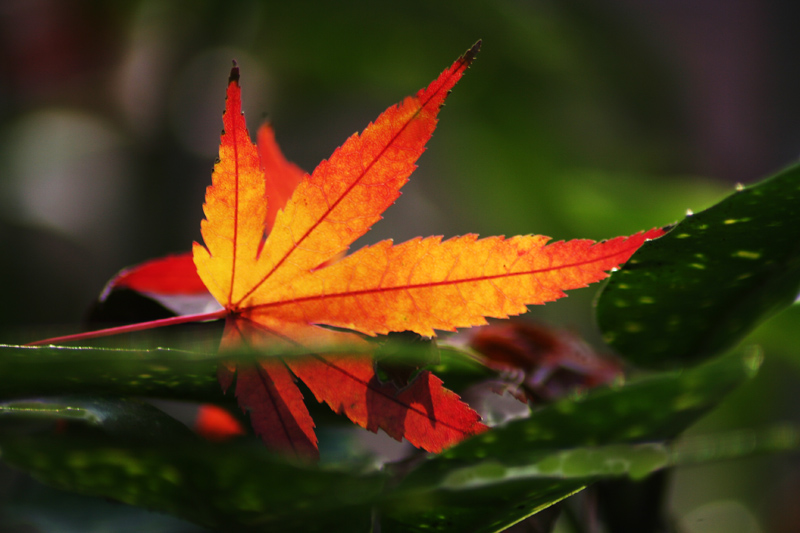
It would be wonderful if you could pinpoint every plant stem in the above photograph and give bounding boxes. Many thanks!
[26,309,228,346]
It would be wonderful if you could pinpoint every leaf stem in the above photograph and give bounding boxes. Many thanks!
[26,309,228,346]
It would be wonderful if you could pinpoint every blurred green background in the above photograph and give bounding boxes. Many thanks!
[1,0,800,531]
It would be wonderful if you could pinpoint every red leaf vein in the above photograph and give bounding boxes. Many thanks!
[250,239,641,311]
[234,56,473,308]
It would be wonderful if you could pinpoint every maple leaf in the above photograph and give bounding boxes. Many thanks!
[31,42,665,460]
[190,42,664,458]
[192,45,494,459]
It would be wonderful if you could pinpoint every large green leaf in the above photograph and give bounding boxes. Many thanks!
[378,350,759,532]
[0,349,758,532]
[0,344,222,400]
[596,163,800,368]
[0,342,487,402]
[0,397,385,532]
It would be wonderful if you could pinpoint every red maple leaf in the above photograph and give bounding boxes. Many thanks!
[32,42,664,459]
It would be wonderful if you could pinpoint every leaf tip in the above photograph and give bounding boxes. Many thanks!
[644,226,669,240]
[658,223,675,234]
[463,40,482,65]
[229,61,240,85]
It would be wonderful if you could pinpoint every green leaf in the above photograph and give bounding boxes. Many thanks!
[0,350,758,532]
[596,163,800,368]
[0,397,385,532]
[0,344,222,401]
[379,350,758,532]
[0,396,194,442]
[0,342,484,402]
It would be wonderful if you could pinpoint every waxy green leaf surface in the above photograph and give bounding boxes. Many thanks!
[0,397,383,532]
[597,163,800,368]
[0,350,757,532]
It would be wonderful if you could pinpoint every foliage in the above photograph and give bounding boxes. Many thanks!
[0,348,760,531]
[596,165,800,368]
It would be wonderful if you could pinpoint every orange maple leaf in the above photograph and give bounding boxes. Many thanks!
[31,42,664,459]
[193,44,493,459]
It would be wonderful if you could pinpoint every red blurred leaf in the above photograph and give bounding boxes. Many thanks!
[468,321,623,404]
[104,253,206,296]
[258,123,307,234]
[194,404,245,442]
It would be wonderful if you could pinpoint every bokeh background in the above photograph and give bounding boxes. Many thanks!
[2,1,800,531]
